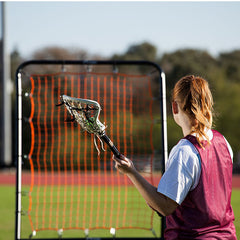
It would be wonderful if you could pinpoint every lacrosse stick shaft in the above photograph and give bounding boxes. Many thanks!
[100,134,122,159]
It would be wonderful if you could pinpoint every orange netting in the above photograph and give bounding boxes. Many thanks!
[21,71,162,237]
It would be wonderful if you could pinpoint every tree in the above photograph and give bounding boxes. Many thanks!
[218,50,240,83]
[158,49,218,90]
[112,41,157,61]
[32,46,88,60]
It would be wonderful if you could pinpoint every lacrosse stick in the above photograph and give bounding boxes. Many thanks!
[56,95,122,158]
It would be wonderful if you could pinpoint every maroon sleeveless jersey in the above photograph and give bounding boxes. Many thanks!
[165,130,237,239]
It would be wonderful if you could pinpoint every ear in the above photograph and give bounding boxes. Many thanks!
[192,118,198,127]
[172,101,179,114]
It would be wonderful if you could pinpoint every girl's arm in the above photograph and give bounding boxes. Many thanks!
[113,155,179,216]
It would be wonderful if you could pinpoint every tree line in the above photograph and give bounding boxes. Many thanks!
[10,42,240,169]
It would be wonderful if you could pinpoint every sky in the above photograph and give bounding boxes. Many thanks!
[5,1,240,58]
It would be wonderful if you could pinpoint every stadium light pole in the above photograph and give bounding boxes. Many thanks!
[0,2,12,167]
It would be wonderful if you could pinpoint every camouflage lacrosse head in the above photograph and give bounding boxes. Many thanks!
[60,95,106,136]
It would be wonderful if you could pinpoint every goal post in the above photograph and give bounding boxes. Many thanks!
[15,60,168,240]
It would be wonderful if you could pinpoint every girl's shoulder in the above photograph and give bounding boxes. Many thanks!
[170,138,199,159]
[168,138,200,171]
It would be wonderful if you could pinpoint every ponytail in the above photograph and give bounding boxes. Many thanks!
[172,75,213,147]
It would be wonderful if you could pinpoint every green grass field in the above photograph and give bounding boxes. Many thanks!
[0,185,239,240]
[0,185,161,240]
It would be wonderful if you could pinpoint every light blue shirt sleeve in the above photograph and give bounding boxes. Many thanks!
[157,139,200,205]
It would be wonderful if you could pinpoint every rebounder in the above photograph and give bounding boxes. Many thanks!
[15,60,167,239]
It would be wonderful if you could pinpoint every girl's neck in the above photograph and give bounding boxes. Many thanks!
[172,101,193,137]
[181,121,192,137]
[178,109,192,137]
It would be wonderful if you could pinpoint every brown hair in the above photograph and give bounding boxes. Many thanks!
[172,75,213,147]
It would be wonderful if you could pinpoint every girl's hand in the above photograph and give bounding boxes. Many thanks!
[112,155,136,175]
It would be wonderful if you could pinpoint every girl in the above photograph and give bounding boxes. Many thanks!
[113,75,237,239]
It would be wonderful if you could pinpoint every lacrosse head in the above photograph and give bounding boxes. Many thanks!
[59,95,106,136]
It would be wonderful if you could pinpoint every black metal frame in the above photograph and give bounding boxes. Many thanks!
[15,60,168,240]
